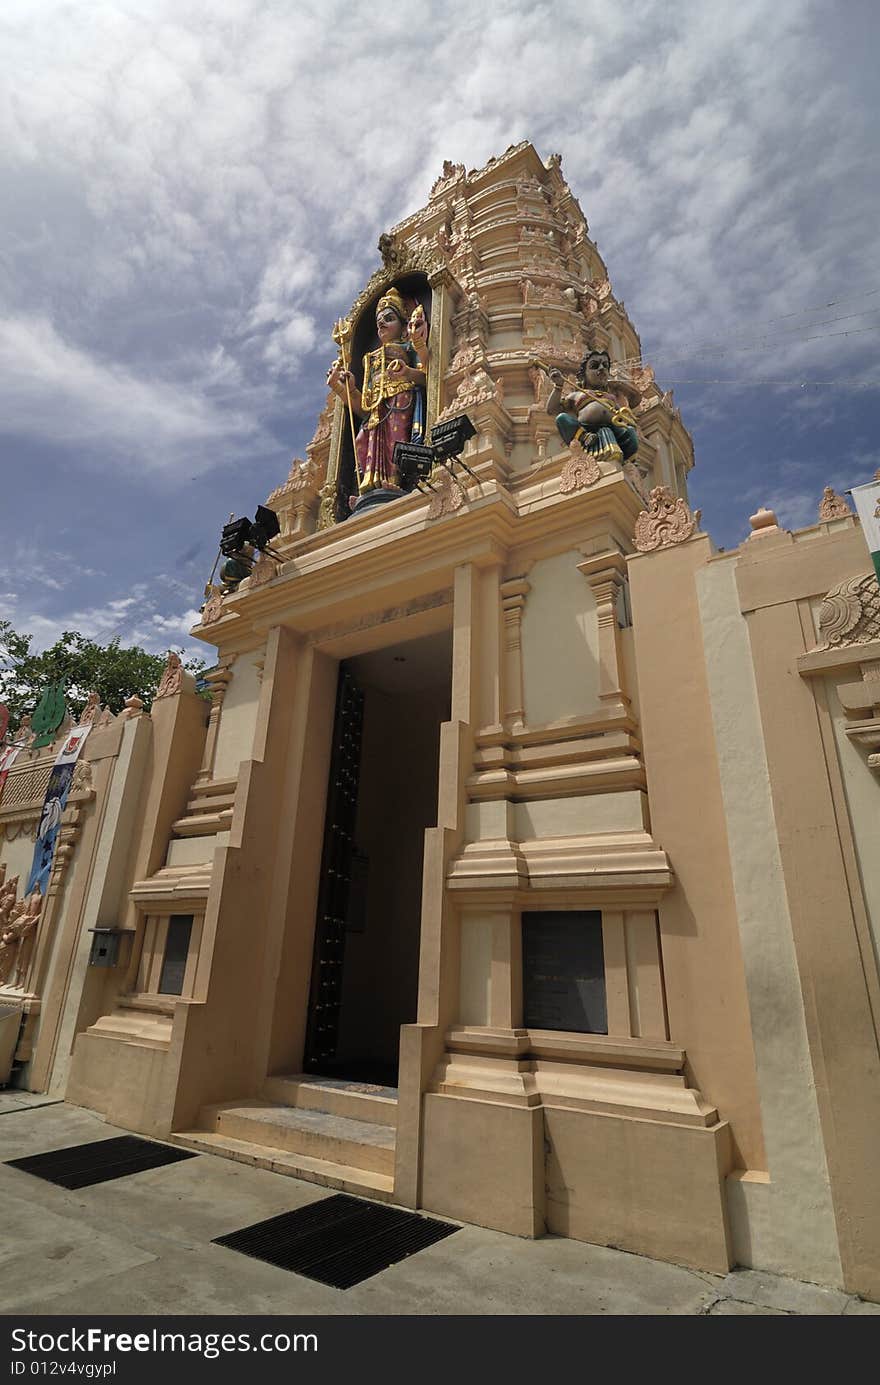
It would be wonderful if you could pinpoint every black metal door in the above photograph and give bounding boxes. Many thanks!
[303,666,365,1072]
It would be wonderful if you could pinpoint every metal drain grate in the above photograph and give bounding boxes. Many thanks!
[6,1135,197,1189]
[214,1193,459,1289]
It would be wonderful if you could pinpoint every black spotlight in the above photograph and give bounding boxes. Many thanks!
[430,413,477,460]
[392,413,477,496]
[393,441,437,490]
[220,506,281,559]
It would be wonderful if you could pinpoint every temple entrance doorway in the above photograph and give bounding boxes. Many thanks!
[303,627,452,1086]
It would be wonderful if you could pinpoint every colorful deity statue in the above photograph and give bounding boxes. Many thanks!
[545,348,639,467]
[326,288,429,497]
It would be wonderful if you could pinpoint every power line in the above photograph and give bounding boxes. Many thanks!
[622,286,880,360]
[623,321,880,367]
[657,378,880,388]
[631,306,880,365]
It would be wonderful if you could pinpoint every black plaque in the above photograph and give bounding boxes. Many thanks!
[522,911,607,1034]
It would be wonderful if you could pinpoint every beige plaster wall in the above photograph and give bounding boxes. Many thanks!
[521,551,599,726]
[628,536,766,1173]
[515,791,647,839]
[0,833,37,889]
[166,834,221,868]
[696,556,842,1286]
[50,717,151,1098]
[458,916,493,1025]
[212,649,262,781]
[825,679,880,970]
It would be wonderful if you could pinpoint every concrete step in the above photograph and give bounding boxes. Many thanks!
[170,1128,395,1201]
[199,1100,396,1176]
[262,1074,398,1129]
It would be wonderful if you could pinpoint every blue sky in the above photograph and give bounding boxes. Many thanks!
[1,0,878,657]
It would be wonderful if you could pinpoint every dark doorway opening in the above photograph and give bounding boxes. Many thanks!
[304,628,451,1085]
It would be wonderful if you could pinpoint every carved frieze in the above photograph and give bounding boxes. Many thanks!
[634,486,701,552]
[816,573,880,648]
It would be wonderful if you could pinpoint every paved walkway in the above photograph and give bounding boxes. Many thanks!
[1,1100,876,1316]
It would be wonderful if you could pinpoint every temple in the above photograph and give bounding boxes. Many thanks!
[2,142,880,1299]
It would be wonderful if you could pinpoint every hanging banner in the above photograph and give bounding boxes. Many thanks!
[0,744,20,805]
[851,478,880,585]
[25,724,92,896]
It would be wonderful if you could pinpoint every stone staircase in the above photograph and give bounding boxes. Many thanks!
[171,1074,398,1200]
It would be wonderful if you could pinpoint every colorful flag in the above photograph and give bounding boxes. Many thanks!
[25,725,93,896]
[851,478,880,585]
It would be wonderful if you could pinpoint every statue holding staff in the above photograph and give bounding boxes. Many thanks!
[327,288,429,497]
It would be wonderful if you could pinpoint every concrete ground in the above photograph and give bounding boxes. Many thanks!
[1,1098,877,1317]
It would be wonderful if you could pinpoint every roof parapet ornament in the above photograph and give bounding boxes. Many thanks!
[634,486,701,552]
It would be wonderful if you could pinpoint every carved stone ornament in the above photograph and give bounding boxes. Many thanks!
[317,481,338,532]
[248,553,280,588]
[0,880,42,989]
[154,651,183,699]
[429,160,465,199]
[307,395,335,450]
[72,759,93,794]
[560,439,600,493]
[77,691,102,726]
[437,366,500,422]
[200,587,226,626]
[634,486,702,552]
[427,467,467,520]
[816,572,880,648]
[818,486,853,521]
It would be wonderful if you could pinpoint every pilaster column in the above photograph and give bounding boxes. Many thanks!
[577,551,629,713]
[500,577,530,734]
[195,659,235,785]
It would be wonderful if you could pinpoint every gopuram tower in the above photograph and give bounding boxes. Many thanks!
[59,142,880,1296]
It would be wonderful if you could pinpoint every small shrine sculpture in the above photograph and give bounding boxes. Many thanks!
[544,348,639,468]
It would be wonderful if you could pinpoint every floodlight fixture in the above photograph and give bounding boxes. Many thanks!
[429,413,477,460]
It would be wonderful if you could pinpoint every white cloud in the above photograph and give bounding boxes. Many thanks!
[0,314,268,472]
[0,0,876,547]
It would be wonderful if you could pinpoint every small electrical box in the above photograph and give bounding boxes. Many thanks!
[87,928,131,969]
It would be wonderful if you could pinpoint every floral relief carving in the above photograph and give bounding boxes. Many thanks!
[427,467,467,520]
[816,573,880,648]
[633,486,701,552]
[818,487,853,521]
[559,438,601,492]
[437,366,502,421]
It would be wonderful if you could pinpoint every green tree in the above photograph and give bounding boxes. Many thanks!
[0,622,207,728]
